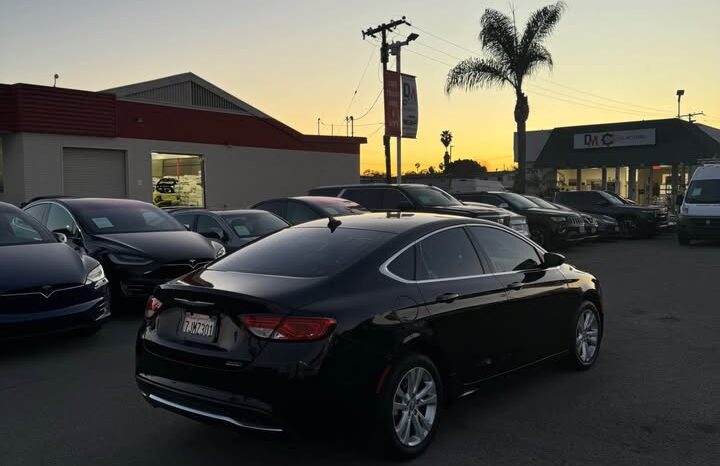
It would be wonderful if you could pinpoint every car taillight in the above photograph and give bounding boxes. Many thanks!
[145,296,163,319]
[240,315,336,341]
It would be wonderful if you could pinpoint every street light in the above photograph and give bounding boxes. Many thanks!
[676,89,685,118]
[389,33,419,183]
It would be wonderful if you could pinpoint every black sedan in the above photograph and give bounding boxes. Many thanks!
[23,198,226,300]
[0,202,110,339]
[168,209,289,253]
[136,213,603,459]
[251,196,368,225]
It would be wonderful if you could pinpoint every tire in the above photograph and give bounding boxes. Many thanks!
[623,218,643,238]
[678,230,690,245]
[567,301,602,370]
[374,353,443,460]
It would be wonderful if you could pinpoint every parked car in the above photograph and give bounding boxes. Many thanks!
[455,191,572,248]
[251,196,368,225]
[23,198,226,299]
[554,191,668,238]
[678,163,720,244]
[523,195,593,241]
[308,184,514,229]
[460,201,530,237]
[167,208,289,253]
[136,213,603,459]
[0,202,110,339]
[552,203,621,239]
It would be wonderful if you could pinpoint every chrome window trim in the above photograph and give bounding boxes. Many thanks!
[379,223,550,285]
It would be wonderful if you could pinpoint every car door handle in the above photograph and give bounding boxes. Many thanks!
[436,293,460,303]
[506,282,524,291]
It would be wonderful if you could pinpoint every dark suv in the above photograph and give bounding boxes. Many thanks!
[554,190,668,238]
[308,184,513,227]
[455,191,571,248]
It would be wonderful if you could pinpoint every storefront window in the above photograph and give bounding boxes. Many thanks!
[151,153,205,207]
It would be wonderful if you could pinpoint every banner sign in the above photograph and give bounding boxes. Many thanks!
[383,70,401,137]
[401,74,418,139]
[573,128,656,150]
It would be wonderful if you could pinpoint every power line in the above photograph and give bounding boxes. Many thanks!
[344,46,377,116]
[353,88,383,120]
[409,22,676,115]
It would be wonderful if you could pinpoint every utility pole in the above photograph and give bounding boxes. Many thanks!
[676,89,684,118]
[363,17,410,183]
[679,111,705,123]
[350,116,354,137]
[389,32,419,184]
[317,118,320,135]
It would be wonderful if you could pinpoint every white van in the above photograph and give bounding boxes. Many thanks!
[678,163,720,244]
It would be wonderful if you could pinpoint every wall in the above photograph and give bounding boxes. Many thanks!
[10,132,359,207]
[0,134,25,205]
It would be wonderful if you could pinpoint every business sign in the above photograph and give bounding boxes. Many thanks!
[573,128,656,150]
[401,74,418,139]
[383,70,401,137]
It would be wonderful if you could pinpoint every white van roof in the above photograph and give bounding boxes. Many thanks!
[692,164,720,181]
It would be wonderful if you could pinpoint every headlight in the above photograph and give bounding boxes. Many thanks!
[550,216,567,223]
[108,253,153,265]
[85,265,108,288]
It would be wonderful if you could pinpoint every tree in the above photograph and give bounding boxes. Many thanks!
[443,159,488,177]
[445,2,566,194]
[440,130,453,167]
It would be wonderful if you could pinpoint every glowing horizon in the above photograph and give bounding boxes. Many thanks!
[1,0,718,173]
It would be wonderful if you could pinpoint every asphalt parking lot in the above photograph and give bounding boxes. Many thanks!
[2,234,719,466]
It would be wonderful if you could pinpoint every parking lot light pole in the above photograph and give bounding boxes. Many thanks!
[389,32,419,184]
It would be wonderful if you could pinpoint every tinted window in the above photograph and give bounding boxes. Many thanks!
[686,179,720,204]
[196,215,225,239]
[468,226,541,272]
[210,227,392,278]
[405,186,462,207]
[287,202,321,224]
[254,201,287,219]
[526,196,557,209]
[222,212,288,238]
[308,187,343,196]
[0,208,55,246]
[311,199,369,216]
[416,228,483,280]
[73,201,184,234]
[173,213,195,229]
[558,192,596,207]
[387,246,415,280]
[24,204,49,222]
[465,194,502,205]
[47,204,79,236]
[496,192,538,209]
[382,189,412,210]
[342,189,384,209]
[597,191,624,205]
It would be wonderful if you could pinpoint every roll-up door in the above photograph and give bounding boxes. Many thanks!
[63,148,127,198]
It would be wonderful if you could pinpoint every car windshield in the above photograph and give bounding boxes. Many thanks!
[598,191,625,205]
[210,227,393,277]
[685,179,720,204]
[0,207,55,246]
[526,196,557,209]
[220,212,289,238]
[499,192,540,209]
[405,187,462,207]
[74,201,185,234]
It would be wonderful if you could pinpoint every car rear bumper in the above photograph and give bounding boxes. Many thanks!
[0,294,110,339]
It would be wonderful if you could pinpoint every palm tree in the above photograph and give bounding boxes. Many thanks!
[440,130,453,168]
[445,2,566,194]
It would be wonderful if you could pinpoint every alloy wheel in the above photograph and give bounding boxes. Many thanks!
[392,367,438,447]
[575,308,600,364]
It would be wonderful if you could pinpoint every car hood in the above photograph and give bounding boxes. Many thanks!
[92,231,216,262]
[0,243,87,293]
[524,207,569,216]
[683,203,720,216]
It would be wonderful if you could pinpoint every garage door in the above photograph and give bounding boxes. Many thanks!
[63,148,127,198]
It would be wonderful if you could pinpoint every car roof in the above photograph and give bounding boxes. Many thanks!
[29,197,155,209]
[311,183,435,190]
[0,201,22,213]
[692,164,720,180]
[294,211,499,234]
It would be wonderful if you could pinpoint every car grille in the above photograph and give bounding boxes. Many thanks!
[690,218,720,230]
[0,284,90,314]
[144,261,212,280]
[568,215,583,225]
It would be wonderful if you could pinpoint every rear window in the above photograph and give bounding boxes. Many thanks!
[210,227,393,277]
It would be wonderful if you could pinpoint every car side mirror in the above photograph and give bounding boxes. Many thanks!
[54,232,68,243]
[397,201,414,211]
[543,252,565,268]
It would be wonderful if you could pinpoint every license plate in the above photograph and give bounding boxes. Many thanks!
[182,312,217,340]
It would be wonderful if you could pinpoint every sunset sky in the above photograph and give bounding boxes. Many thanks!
[2,0,719,173]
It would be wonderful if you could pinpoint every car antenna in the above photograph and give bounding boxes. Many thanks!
[328,216,342,232]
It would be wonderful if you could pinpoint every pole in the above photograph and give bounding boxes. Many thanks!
[381,29,392,183]
[396,46,402,184]
[317,118,320,135]
[350,116,354,137]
